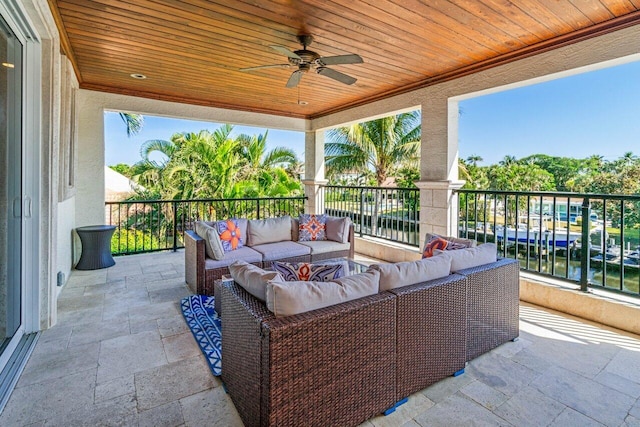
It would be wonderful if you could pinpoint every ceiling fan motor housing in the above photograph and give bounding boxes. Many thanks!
[242,33,361,87]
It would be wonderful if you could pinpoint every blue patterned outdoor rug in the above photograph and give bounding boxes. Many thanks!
[180,295,222,376]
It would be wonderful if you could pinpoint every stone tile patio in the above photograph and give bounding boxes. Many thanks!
[2,250,640,426]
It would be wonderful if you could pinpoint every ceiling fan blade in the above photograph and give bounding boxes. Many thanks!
[317,54,363,66]
[317,67,357,85]
[240,64,291,72]
[286,70,303,88]
[270,45,302,60]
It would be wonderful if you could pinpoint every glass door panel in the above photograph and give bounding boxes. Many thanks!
[0,15,22,355]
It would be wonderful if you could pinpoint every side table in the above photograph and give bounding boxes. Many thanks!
[76,225,116,270]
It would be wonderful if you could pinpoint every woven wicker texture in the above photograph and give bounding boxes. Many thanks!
[390,274,467,399]
[184,231,205,294]
[456,258,520,361]
[220,283,266,425]
[221,282,396,427]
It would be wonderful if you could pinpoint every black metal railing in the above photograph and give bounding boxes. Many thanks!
[321,185,420,247]
[105,196,307,255]
[456,189,640,296]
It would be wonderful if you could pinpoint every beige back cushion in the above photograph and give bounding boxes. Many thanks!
[291,218,299,241]
[194,221,225,260]
[248,216,292,246]
[228,261,282,302]
[325,216,351,243]
[265,270,380,317]
[436,243,498,272]
[369,256,452,291]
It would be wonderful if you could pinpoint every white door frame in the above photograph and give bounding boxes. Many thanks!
[0,0,42,373]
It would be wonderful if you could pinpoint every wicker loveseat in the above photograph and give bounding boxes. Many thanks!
[219,256,520,427]
[184,215,355,295]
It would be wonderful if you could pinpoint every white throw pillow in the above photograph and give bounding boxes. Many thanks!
[436,243,498,272]
[248,216,292,246]
[194,221,225,260]
[228,261,283,302]
[265,270,380,317]
[369,256,452,291]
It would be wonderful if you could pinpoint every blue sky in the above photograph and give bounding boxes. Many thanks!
[104,114,306,166]
[105,59,640,167]
[458,59,640,165]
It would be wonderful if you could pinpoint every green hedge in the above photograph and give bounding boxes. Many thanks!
[111,229,156,254]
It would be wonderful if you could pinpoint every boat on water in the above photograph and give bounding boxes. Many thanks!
[494,224,582,248]
[590,247,640,270]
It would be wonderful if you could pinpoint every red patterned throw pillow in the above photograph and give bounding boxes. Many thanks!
[217,219,244,253]
[422,233,473,258]
[298,214,327,241]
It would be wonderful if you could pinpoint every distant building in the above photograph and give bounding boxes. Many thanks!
[104,166,143,201]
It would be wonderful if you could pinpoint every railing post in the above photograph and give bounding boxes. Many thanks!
[359,188,365,237]
[580,198,590,292]
[172,201,178,252]
[256,199,261,219]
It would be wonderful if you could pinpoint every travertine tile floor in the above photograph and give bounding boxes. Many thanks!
[2,250,640,426]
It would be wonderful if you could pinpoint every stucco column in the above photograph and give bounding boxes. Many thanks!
[76,91,106,227]
[416,96,464,247]
[302,130,328,214]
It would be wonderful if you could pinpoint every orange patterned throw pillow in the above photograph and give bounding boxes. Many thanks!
[217,219,243,253]
[422,233,472,258]
[298,214,327,241]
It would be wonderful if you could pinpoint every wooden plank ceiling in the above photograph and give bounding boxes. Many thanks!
[49,0,640,119]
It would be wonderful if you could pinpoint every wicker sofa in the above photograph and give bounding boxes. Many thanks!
[184,215,355,295]
[219,257,520,427]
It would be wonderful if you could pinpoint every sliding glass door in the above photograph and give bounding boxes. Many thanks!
[0,14,23,360]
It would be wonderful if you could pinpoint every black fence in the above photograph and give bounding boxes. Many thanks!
[105,196,307,255]
[456,189,640,296]
[321,185,420,247]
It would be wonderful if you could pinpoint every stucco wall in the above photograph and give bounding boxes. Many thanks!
[56,197,74,287]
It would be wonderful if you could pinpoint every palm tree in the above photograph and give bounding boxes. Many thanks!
[235,131,298,177]
[325,111,421,186]
[326,112,420,234]
[118,112,144,137]
[466,155,483,167]
[458,158,472,182]
[499,155,517,166]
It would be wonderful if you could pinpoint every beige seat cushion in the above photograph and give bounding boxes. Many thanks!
[295,240,351,255]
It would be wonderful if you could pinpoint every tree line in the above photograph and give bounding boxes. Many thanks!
[460,152,640,194]
[110,125,303,200]
[111,112,639,198]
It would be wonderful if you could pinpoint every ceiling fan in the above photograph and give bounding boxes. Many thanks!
[240,35,363,88]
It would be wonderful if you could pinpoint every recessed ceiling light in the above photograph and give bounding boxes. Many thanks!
[298,100,308,105]
[130,73,147,79]
[2,62,15,68]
